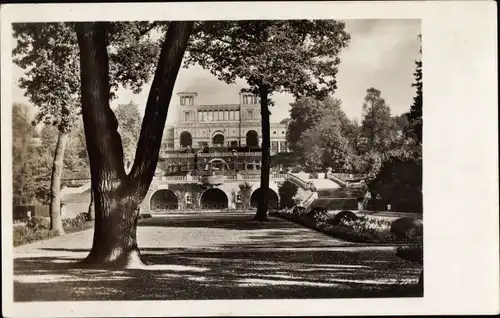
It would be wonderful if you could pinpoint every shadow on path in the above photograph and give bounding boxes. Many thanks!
[13,214,423,301]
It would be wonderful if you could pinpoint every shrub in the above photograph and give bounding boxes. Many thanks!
[390,217,423,240]
[309,172,319,179]
[328,210,358,225]
[307,208,329,223]
[369,155,422,213]
[238,182,253,209]
[13,225,55,246]
[138,213,152,220]
[76,212,91,222]
[278,180,298,209]
[25,217,50,231]
[396,244,423,264]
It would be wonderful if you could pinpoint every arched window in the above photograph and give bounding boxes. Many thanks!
[179,131,192,147]
[246,130,258,147]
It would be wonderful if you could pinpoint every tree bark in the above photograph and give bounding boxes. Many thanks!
[49,130,69,235]
[87,189,95,220]
[254,87,270,221]
[76,21,193,267]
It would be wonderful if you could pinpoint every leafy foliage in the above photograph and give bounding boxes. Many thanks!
[12,103,38,205]
[288,96,351,152]
[360,88,398,154]
[13,23,80,133]
[406,60,423,143]
[13,22,163,125]
[368,155,423,213]
[185,20,350,219]
[113,101,142,168]
[185,21,350,97]
[238,182,253,209]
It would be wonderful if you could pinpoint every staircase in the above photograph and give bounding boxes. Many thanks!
[309,178,341,190]
[285,173,317,211]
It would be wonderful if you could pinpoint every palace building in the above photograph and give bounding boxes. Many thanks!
[158,91,290,174]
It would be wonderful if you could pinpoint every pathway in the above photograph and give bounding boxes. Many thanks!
[13,213,422,301]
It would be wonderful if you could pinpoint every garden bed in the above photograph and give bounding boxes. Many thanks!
[13,215,94,247]
[270,210,422,244]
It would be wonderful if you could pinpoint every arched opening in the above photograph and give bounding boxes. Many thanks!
[150,190,178,211]
[180,131,192,148]
[246,130,259,147]
[250,188,279,209]
[200,188,228,210]
[212,133,224,147]
[209,158,230,171]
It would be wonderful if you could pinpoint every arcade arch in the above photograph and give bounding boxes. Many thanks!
[200,188,228,210]
[250,188,279,209]
[150,190,178,211]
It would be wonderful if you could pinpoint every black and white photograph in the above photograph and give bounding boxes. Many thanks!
[1,1,498,317]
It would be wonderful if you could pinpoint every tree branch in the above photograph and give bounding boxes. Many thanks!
[76,22,127,187]
[129,21,194,196]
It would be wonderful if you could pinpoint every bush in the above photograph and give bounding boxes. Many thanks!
[396,244,423,264]
[309,172,319,179]
[138,213,152,220]
[13,225,55,246]
[26,217,50,231]
[278,180,299,209]
[76,212,91,222]
[390,217,423,240]
[369,155,422,212]
[14,214,93,247]
[328,210,358,225]
[307,208,329,223]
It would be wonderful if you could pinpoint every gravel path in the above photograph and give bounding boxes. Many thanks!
[13,212,422,301]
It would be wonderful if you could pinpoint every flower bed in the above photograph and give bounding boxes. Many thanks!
[270,209,422,244]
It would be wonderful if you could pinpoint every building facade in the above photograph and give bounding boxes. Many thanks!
[162,91,289,152]
[159,91,290,174]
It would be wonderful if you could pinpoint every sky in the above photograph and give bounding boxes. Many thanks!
[12,19,421,125]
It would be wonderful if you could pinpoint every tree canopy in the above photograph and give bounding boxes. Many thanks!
[360,87,397,154]
[185,20,350,98]
[185,21,350,220]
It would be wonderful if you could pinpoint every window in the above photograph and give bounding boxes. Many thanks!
[271,141,279,153]
[230,110,235,120]
[282,131,285,134]
[198,111,202,121]
[208,111,213,121]
[273,131,276,135]
[247,110,253,119]
[219,110,223,121]
[184,112,189,122]
[188,96,194,106]
[224,110,229,120]
[202,111,207,121]
[235,110,240,120]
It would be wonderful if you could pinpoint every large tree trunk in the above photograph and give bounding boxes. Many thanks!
[76,21,193,267]
[49,130,69,235]
[254,87,270,221]
[87,189,95,220]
